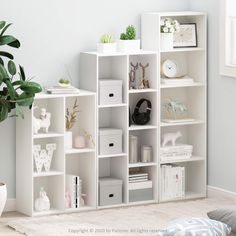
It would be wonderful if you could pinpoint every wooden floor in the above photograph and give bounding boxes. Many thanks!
[0,188,236,236]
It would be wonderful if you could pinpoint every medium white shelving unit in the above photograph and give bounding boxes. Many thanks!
[80,50,159,206]
[142,11,207,202]
[16,91,97,216]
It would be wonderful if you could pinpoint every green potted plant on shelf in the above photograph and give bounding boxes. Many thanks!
[0,20,42,216]
[118,25,140,52]
[160,18,180,51]
[97,33,117,54]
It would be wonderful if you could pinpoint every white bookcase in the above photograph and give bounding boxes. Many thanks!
[16,91,97,216]
[142,11,207,201]
[16,11,207,216]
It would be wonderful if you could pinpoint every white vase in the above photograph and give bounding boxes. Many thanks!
[65,131,73,149]
[160,33,173,51]
[97,43,117,54]
[117,39,140,52]
[0,183,7,216]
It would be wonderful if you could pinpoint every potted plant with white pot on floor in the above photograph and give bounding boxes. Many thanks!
[0,20,42,216]
[118,25,140,52]
[97,34,117,54]
[160,18,180,51]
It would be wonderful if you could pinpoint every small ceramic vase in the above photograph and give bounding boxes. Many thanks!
[74,135,86,149]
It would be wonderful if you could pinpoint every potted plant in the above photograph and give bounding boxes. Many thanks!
[97,34,116,54]
[0,20,42,216]
[160,18,180,51]
[118,25,140,52]
[65,98,79,149]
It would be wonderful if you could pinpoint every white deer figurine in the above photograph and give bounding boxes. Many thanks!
[162,131,182,147]
[33,108,51,134]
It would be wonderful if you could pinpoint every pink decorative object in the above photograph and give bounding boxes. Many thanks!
[74,135,86,149]
[65,191,71,208]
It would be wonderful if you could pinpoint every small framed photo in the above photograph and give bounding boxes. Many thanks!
[173,23,198,48]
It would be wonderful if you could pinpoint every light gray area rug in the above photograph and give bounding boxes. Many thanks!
[8,195,236,236]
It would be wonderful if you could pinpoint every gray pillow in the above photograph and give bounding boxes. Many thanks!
[157,218,231,236]
[208,207,236,233]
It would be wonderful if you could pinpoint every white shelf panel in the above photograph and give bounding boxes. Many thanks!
[129,89,157,94]
[33,208,63,216]
[65,206,95,213]
[161,82,206,89]
[160,192,206,203]
[161,47,205,53]
[129,125,157,131]
[66,148,95,155]
[161,120,205,127]
[128,200,157,205]
[98,153,127,159]
[86,50,157,57]
[160,156,205,164]
[129,162,157,168]
[33,170,64,178]
[33,132,64,139]
[98,103,127,108]
[98,203,127,209]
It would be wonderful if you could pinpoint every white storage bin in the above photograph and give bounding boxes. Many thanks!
[99,79,123,105]
[99,177,123,206]
[99,128,123,155]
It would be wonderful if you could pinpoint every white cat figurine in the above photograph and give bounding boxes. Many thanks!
[162,131,182,147]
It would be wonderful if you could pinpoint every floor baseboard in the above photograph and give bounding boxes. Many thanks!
[3,198,16,212]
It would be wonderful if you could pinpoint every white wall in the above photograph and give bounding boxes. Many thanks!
[189,0,236,193]
[0,0,189,198]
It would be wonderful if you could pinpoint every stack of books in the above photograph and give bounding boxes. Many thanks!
[45,86,80,94]
[129,173,149,183]
[66,175,82,209]
[161,165,185,201]
[161,76,194,86]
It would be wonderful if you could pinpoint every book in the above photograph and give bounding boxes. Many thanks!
[45,86,80,94]
[161,76,194,85]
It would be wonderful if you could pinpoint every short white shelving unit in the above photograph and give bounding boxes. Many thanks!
[16,91,97,216]
[142,11,207,202]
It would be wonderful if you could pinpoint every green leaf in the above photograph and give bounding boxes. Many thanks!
[0,63,9,79]
[16,93,34,106]
[0,35,20,48]
[0,23,12,37]
[12,80,24,86]
[0,21,6,30]
[0,103,8,122]
[20,81,42,93]
[8,60,16,76]
[0,57,3,66]
[19,65,25,81]
[0,51,14,60]
[5,79,17,99]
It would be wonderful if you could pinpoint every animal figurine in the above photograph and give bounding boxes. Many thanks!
[35,187,50,212]
[129,62,139,89]
[33,108,51,134]
[139,63,150,89]
[162,131,182,147]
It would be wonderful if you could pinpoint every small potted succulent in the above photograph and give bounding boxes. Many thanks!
[160,18,180,51]
[118,25,140,52]
[97,34,116,54]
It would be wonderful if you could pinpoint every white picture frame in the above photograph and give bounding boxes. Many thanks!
[173,23,198,48]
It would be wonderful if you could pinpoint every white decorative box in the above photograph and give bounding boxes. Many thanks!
[99,177,123,206]
[99,79,123,105]
[99,128,123,155]
[97,43,117,54]
[117,39,140,52]
[160,144,193,162]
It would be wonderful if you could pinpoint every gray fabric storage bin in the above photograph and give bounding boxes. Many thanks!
[99,177,123,206]
[129,188,153,202]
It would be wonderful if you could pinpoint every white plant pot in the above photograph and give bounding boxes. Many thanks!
[117,39,140,52]
[65,131,73,149]
[97,43,117,54]
[160,33,173,51]
[0,183,7,216]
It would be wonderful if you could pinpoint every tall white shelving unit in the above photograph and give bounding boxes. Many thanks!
[80,51,159,207]
[142,11,207,201]
[16,91,97,216]
[16,11,207,216]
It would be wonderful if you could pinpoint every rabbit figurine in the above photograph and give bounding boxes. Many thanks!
[35,187,50,212]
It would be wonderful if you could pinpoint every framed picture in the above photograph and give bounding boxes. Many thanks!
[173,23,198,48]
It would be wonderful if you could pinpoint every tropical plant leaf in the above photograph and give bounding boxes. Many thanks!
[12,80,24,86]
[0,21,6,30]
[8,60,16,76]
[0,23,12,37]
[20,81,42,93]
[19,65,25,81]
[0,103,8,122]
[0,35,20,48]
[5,79,17,99]
[0,51,14,60]
[0,63,9,79]
[16,93,34,106]
[0,57,3,66]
